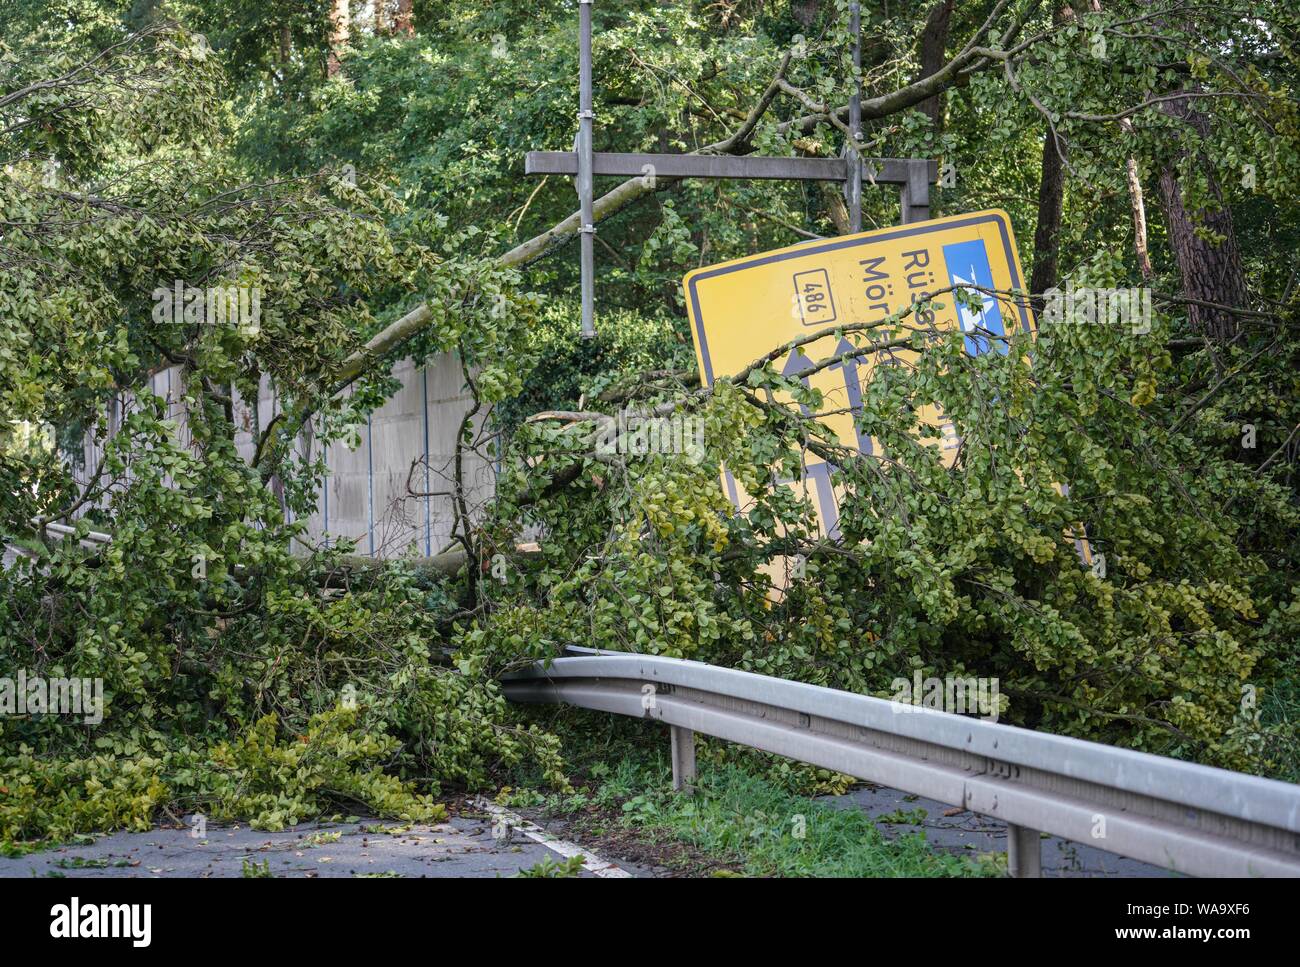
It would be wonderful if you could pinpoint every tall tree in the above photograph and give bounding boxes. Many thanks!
[1156,96,1249,341]
[914,0,954,134]
[1029,134,1066,304]
[327,0,350,76]
[1028,4,1075,304]
[393,0,413,36]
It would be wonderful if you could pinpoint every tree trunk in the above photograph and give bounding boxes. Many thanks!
[279,24,292,100]
[393,0,414,36]
[821,183,852,235]
[914,1,954,133]
[1028,5,1075,308]
[374,0,387,35]
[1089,3,1151,280]
[792,0,820,29]
[794,137,851,234]
[328,0,350,77]
[1124,145,1153,280]
[1029,134,1066,307]
[1155,96,1247,341]
[1122,0,1247,340]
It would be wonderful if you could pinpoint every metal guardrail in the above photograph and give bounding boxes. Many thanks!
[502,648,1300,877]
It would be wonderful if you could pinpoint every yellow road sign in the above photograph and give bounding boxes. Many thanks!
[683,209,1034,538]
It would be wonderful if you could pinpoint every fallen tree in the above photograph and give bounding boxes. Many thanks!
[3,1,1298,850]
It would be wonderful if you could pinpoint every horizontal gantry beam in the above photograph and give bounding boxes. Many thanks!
[525,151,936,186]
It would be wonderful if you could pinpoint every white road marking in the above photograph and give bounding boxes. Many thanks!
[471,798,633,878]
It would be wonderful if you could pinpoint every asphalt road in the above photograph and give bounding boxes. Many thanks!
[822,784,1173,876]
[0,811,642,879]
[0,784,1173,878]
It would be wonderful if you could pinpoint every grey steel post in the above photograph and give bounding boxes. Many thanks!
[1007,823,1042,877]
[846,1,862,233]
[577,0,596,338]
[670,725,696,793]
[900,158,930,224]
[528,151,920,184]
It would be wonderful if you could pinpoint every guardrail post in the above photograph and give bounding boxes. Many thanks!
[1006,824,1042,877]
[670,726,696,793]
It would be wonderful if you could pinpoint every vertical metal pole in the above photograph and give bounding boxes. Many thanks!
[847,1,862,233]
[577,0,596,338]
[366,411,375,558]
[900,159,931,224]
[421,365,431,557]
[322,417,329,547]
[1007,824,1042,877]
[670,726,696,793]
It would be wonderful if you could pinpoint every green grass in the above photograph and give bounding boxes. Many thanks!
[1261,676,1300,782]
[513,854,586,878]
[240,858,273,878]
[523,754,997,878]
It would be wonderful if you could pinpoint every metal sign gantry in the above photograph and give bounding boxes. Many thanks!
[528,1,936,337]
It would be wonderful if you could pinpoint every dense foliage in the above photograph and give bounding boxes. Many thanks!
[1,0,1297,847]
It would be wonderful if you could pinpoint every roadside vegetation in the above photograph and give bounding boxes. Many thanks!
[504,753,997,878]
[1,0,1297,858]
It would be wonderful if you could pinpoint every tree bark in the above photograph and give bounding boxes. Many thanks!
[792,0,820,29]
[1029,131,1065,308]
[393,0,414,36]
[1028,5,1076,308]
[327,0,350,77]
[1089,3,1151,279]
[279,24,292,100]
[914,1,954,133]
[1155,95,1247,341]
[820,184,852,235]
[1124,146,1153,280]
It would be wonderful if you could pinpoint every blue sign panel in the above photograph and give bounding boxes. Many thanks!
[942,239,1008,356]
